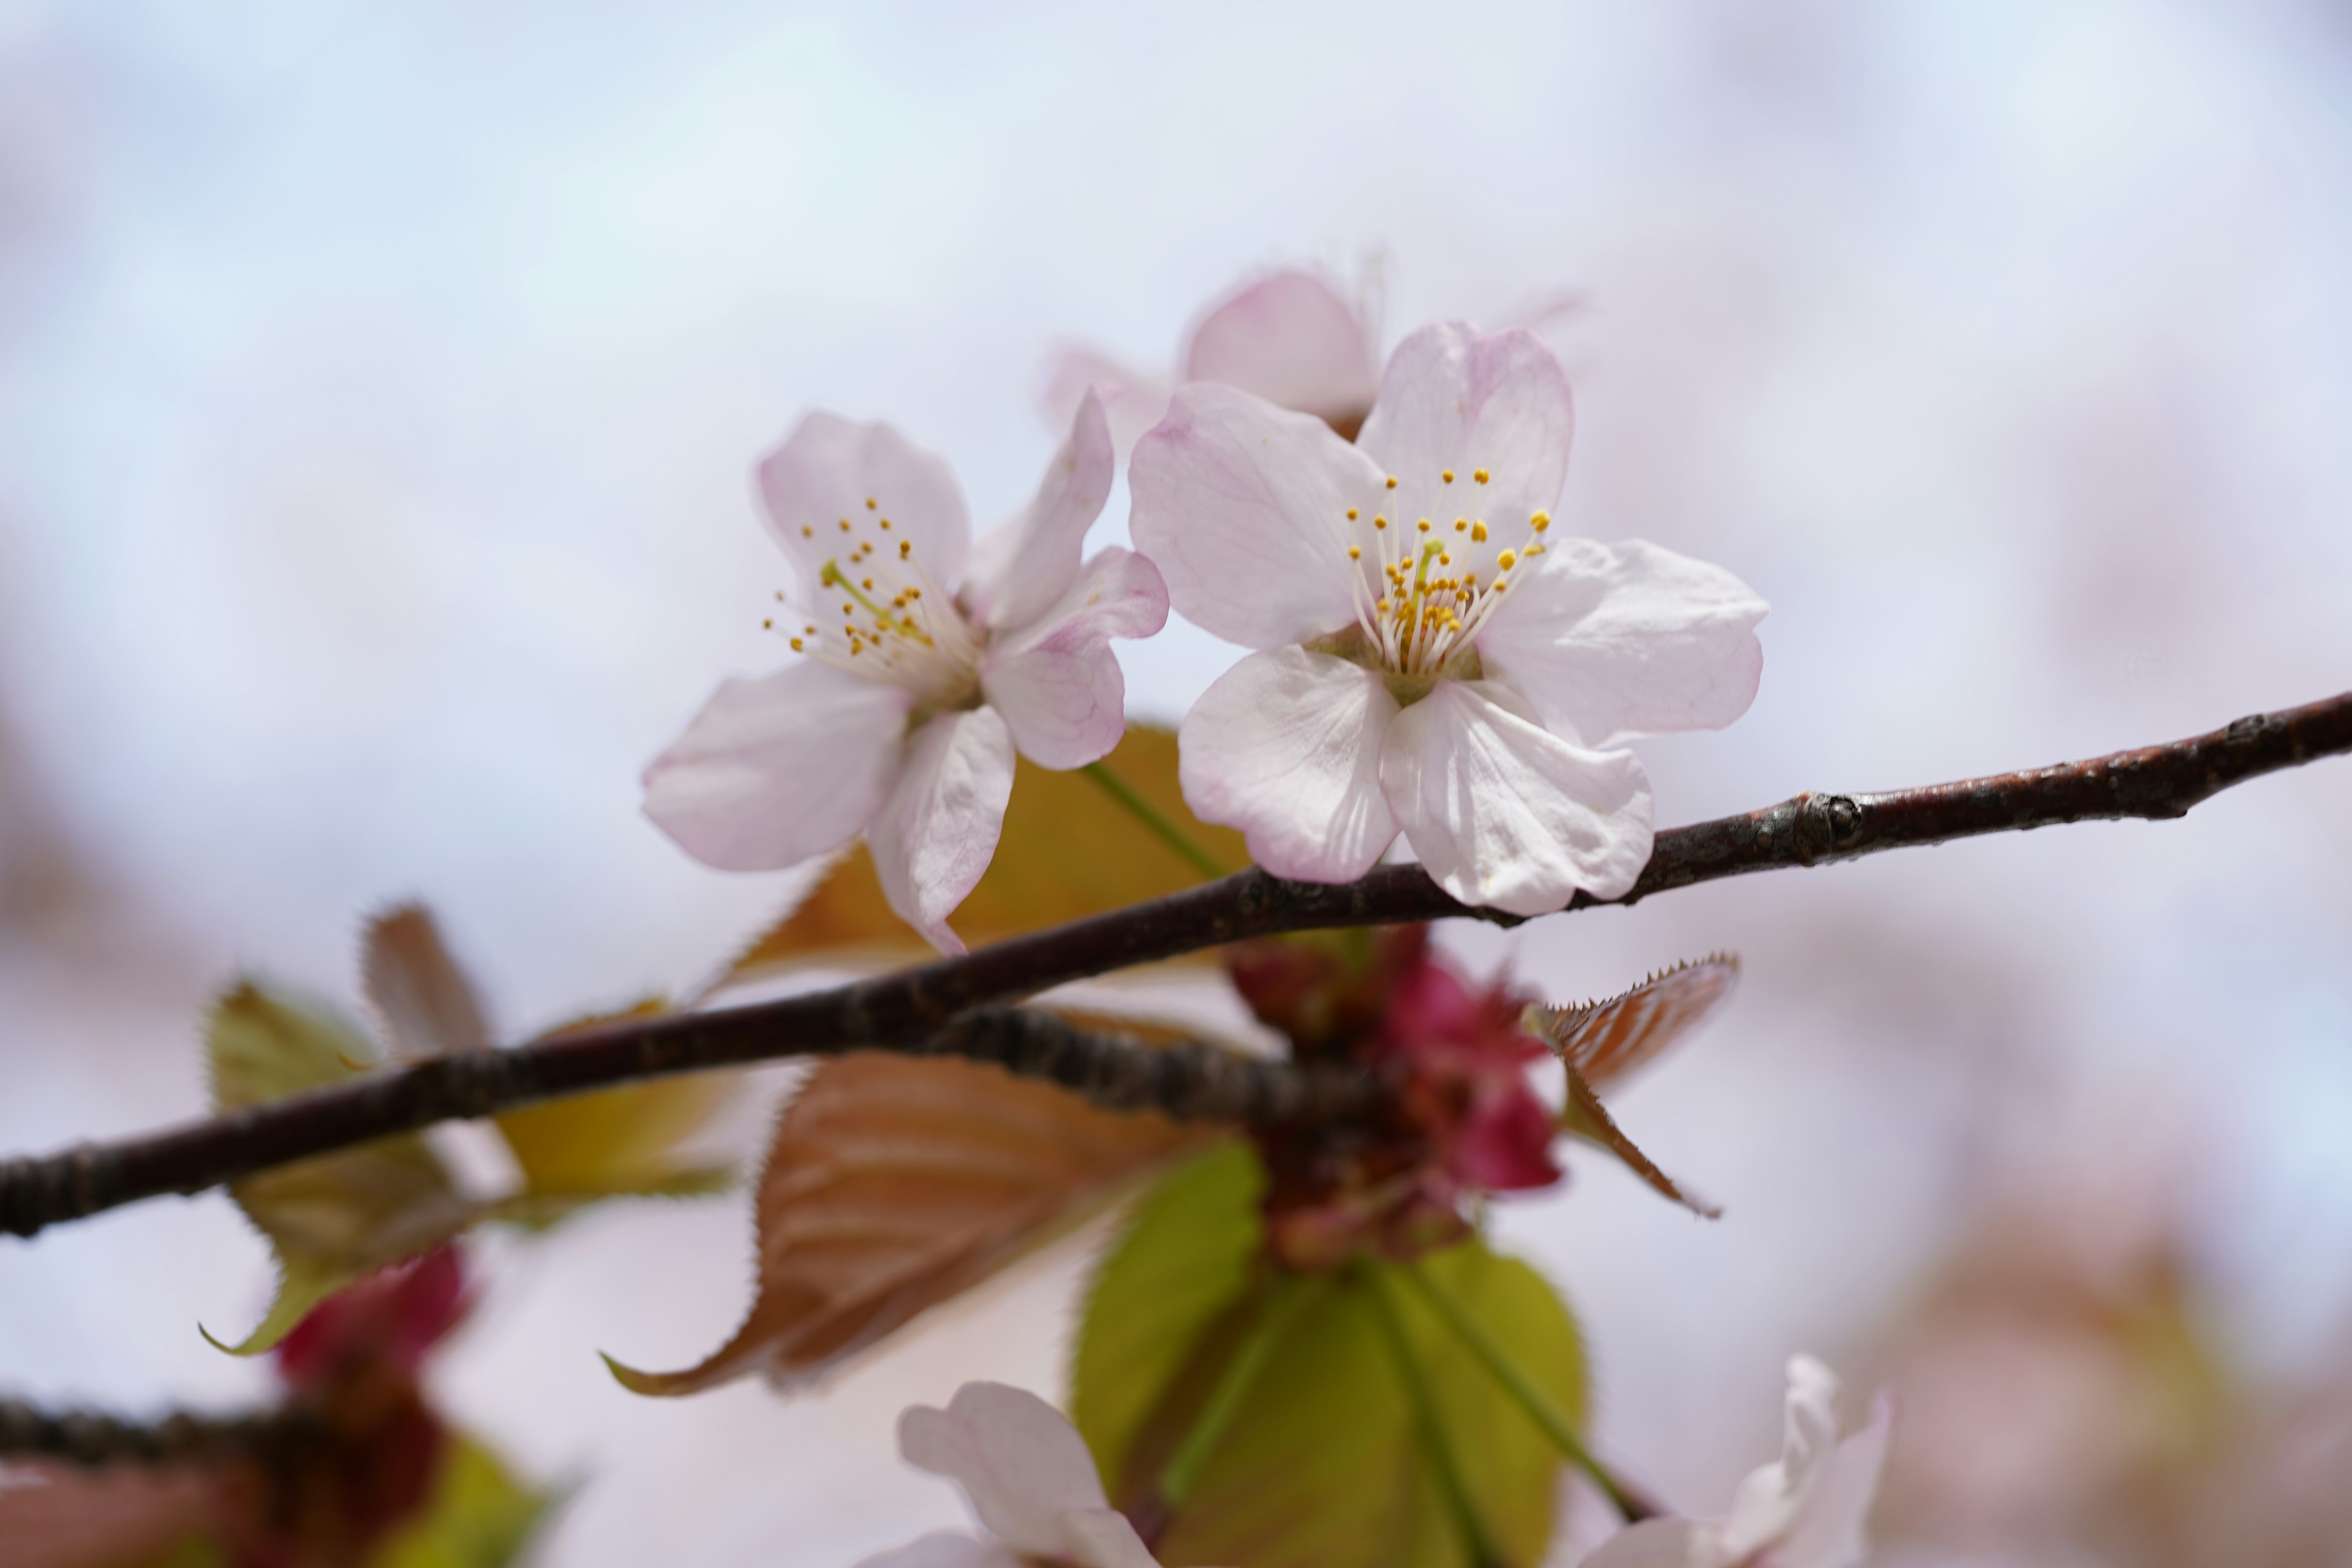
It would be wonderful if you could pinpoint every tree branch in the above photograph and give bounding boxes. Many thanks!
[3,690,2345,1242]
[0,1395,293,1468]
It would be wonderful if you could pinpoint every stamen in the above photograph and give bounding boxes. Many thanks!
[1473,469,1490,484]
[1453,519,1468,533]
[1441,470,1455,483]
[865,497,878,510]
[1385,477,1398,489]
[1471,522,1488,543]
[1531,511,1551,533]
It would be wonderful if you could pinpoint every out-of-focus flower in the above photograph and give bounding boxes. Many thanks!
[1583,1355,1893,1568]
[1131,321,1766,916]
[1229,925,1561,1270]
[643,394,1169,951]
[1043,268,1383,453]
[856,1382,1210,1568]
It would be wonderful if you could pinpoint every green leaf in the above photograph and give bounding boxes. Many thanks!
[716,725,1246,989]
[204,982,478,1355]
[364,1437,553,1568]
[1071,1147,1589,1568]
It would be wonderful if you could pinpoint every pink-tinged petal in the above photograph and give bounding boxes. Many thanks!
[1763,1392,1894,1568]
[1057,1509,1169,1568]
[853,1531,1024,1568]
[1477,538,1767,747]
[1577,1518,1711,1568]
[1040,345,1174,459]
[1182,269,1379,424]
[756,412,971,595]
[1178,646,1398,881]
[1379,680,1651,916]
[1355,322,1574,576]
[1131,383,1384,649]
[897,1384,1110,1559]
[964,393,1115,631]
[869,708,1018,954]
[982,548,1168,770]
[642,662,910,871]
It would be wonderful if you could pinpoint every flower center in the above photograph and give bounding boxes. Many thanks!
[1338,467,1550,678]
[770,499,982,708]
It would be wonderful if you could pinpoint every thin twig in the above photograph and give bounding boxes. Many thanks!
[2,691,2345,1242]
[0,1395,292,1468]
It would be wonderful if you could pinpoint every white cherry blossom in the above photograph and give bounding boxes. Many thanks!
[1129,320,1766,916]
[644,394,1166,952]
[854,1382,1213,1568]
[1582,1355,1895,1568]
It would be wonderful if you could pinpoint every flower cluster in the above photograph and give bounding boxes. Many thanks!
[644,274,1767,946]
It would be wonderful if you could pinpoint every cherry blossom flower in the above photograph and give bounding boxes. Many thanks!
[643,394,1168,952]
[1130,321,1766,916]
[1583,1356,1894,1568]
[856,1382,1210,1568]
[1043,268,1382,453]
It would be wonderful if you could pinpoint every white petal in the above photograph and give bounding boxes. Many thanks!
[756,412,971,595]
[1057,1509,1167,1568]
[1181,269,1379,424]
[1576,1518,1714,1568]
[1379,680,1651,916]
[1130,383,1384,649]
[1040,345,1174,459]
[641,662,909,871]
[1476,538,1766,747]
[897,1384,1111,1560]
[1718,1356,1856,1562]
[1769,1392,1894,1568]
[853,1531,1023,1568]
[1355,322,1574,575]
[982,548,1168,770]
[1177,646,1398,882]
[964,392,1115,631]
[869,709,1017,954]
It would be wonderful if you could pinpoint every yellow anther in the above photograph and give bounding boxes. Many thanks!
[1374,516,1389,530]
[1439,552,1452,566]
[865,497,878,510]
[1473,469,1490,484]
[906,586,921,599]
[790,637,804,650]
[879,518,892,530]
[1441,469,1456,483]
[1385,476,1398,489]
[838,519,852,533]
[801,524,813,538]
[1348,546,1362,559]
[1498,549,1517,570]
[899,540,912,560]
[1531,511,1551,532]
[1526,543,1545,555]
[1417,519,1432,533]
[762,618,772,629]
[1471,521,1488,543]
[842,602,855,615]
[1346,507,1359,520]
[1453,518,1468,533]
[861,577,874,590]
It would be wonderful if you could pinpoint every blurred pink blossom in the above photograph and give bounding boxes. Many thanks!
[1131,321,1766,915]
[643,394,1167,952]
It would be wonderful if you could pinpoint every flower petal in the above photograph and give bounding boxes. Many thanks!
[1355,322,1573,581]
[897,1383,1110,1559]
[1379,680,1651,916]
[1182,270,1379,426]
[1771,1392,1894,1568]
[641,662,909,871]
[1577,1518,1713,1568]
[756,412,971,595]
[1057,1509,1169,1568]
[869,707,1018,954]
[1040,345,1173,459]
[853,1531,1023,1568]
[982,547,1168,770]
[1720,1355,1858,1562]
[1477,538,1766,747]
[964,392,1115,631]
[1130,383,1384,649]
[1177,646,1398,881]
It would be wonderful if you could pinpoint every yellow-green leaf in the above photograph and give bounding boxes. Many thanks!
[203,982,476,1355]
[365,1437,552,1568]
[716,725,1245,990]
[1073,1147,1589,1568]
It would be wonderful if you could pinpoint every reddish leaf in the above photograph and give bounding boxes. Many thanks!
[0,1463,219,1568]
[606,1053,1204,1395]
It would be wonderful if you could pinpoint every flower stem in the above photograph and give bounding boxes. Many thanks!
[1362,1262,1507,1568]
[1158,1272,1322,1509]
[1396,1259,1656,1522]
[1080,761,1228,881]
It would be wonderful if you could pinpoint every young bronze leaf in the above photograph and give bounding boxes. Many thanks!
[361,903,491,1059]
[1526,954,1739,1090]
[605,1052,1203,1396]
[713,725,1246,992]
[204,982,477,1355]
[1528,957,1736,1219]
[490,1001,734,1223]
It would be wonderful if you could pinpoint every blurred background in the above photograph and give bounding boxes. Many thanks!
[2,1,2349,1562]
